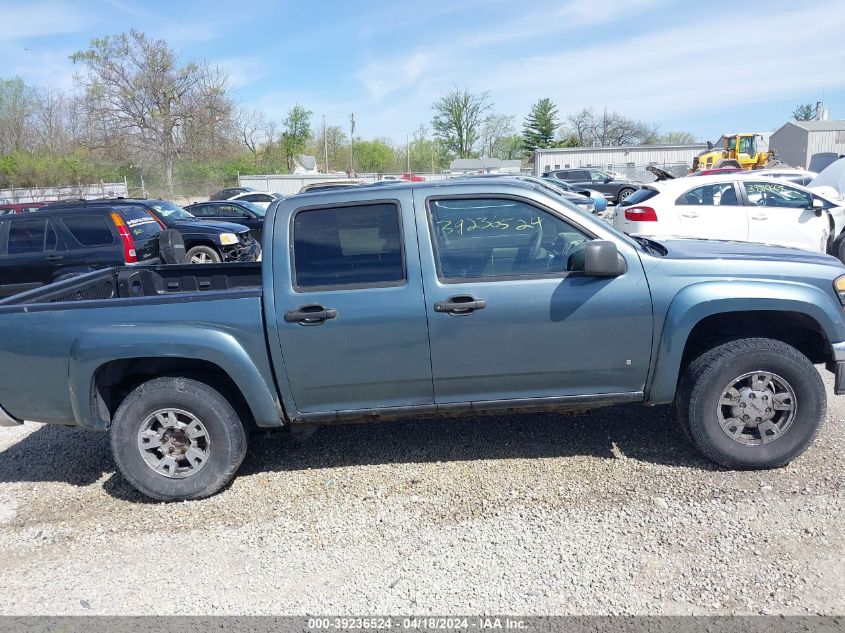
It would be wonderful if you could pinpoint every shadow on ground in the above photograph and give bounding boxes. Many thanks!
[0,404,715,500]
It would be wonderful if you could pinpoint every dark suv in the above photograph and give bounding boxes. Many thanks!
[43,198,260,264]
[543,168,640,204]
[0,204,163,298]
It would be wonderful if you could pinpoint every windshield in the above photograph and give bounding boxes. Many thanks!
[148,200,195,220]
[239,201,266,217]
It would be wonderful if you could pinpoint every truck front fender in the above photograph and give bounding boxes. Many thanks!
[69,325,284,430]
[647,280,845,404]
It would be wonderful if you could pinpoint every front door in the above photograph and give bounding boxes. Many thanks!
[675,181,749,241]
[0,217,66,298]
[271,192,433,413]
[741,181,828,252]
[413,191,654,403]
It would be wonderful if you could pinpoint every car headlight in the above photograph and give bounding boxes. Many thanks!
[219,232,239,245]
[834,275,845,305]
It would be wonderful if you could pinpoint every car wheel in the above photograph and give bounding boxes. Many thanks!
[616,188,635,204]
[110,377,247,501]
[186,245,221,264]
[830,233,845,264]
[677,337,825,470]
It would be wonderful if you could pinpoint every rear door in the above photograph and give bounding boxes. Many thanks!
[675,181,749,241]
[741,181,829,251]
[270,190,433,414]
[0,216,66,297]
[412,189,653,402]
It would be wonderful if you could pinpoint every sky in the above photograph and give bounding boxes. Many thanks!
[1,0,844,144]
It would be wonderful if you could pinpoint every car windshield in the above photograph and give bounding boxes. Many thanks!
[238,201,266,217]
[148,200,195,220]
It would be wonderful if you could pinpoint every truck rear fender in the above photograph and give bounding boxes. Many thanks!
[69,325,284,430]
[647,281,845,404]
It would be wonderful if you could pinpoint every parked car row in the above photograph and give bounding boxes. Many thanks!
[0,197,262,298]
[613,159,845,263]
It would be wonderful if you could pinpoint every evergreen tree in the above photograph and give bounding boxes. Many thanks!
[522,98,559,151]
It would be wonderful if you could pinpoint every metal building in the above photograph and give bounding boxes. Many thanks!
[770,120,845,169]
[529,143,708,180]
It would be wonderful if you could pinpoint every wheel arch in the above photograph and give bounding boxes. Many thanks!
[69,325,285,430]
[647,281,845,404]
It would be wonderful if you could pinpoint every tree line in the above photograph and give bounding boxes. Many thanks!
[0,29,703,192]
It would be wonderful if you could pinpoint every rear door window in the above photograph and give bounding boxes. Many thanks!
[677,183,740,206]
[118,207,162,240]
[62,214,115,246]
[292,203,405,290]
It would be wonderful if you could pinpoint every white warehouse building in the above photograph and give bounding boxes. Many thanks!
[530,143,708,180]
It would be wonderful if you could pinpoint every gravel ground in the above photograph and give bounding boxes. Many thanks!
[0,372,843,615]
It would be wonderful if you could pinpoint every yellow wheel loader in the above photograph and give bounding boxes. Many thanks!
[691,133,779,172]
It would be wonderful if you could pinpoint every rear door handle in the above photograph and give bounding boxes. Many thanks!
[284,304,338,325]
[681,211,698,218]
[433,295,487,316]
[45,255,64,262]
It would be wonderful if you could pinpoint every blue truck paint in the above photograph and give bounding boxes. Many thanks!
[1,179,845,432]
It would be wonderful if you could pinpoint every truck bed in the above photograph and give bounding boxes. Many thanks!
[0,263,262,308]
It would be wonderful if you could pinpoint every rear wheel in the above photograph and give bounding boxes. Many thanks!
[186,245,221,264]
[110,377,247,501]
[616,188,635,204]
[677,338,825,469]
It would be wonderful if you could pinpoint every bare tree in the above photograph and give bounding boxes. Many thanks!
[432,87,491,158]
[567,108,594,147]
[233,106,272,165]
[71,30,234,192]
[479,113,515,158]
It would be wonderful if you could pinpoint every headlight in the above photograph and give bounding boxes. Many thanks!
[219,232,239,245]
[834,275,845,305]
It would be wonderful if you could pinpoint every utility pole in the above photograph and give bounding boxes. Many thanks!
[323,115,329,173]
[406,134,411,174]
[349,113,356,176]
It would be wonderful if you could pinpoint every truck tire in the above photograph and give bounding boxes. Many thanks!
[677,337,825,470]
[186,245,221,264]
[110,377,247,501]
[616,188,635,204]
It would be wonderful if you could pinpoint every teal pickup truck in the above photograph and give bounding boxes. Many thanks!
[2,178,845,501]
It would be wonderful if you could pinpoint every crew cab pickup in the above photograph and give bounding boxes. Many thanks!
[2,179,845,501]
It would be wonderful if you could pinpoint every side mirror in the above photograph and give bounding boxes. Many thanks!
[604,177,612,183]
[584,241,627,277]
[812,198,824,217]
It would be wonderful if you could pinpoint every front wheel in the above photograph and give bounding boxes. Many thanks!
[186,245,221,264]
[110,377,247,501]
[677,337,825,470]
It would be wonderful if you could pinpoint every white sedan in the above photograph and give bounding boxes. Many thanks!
[613,174,845,261]
[228,191,283,210]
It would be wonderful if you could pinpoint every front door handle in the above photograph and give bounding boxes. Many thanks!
[751,213,768,220]
[45,254,64,262]
[433,295,487,316]
[284,304,338,325]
